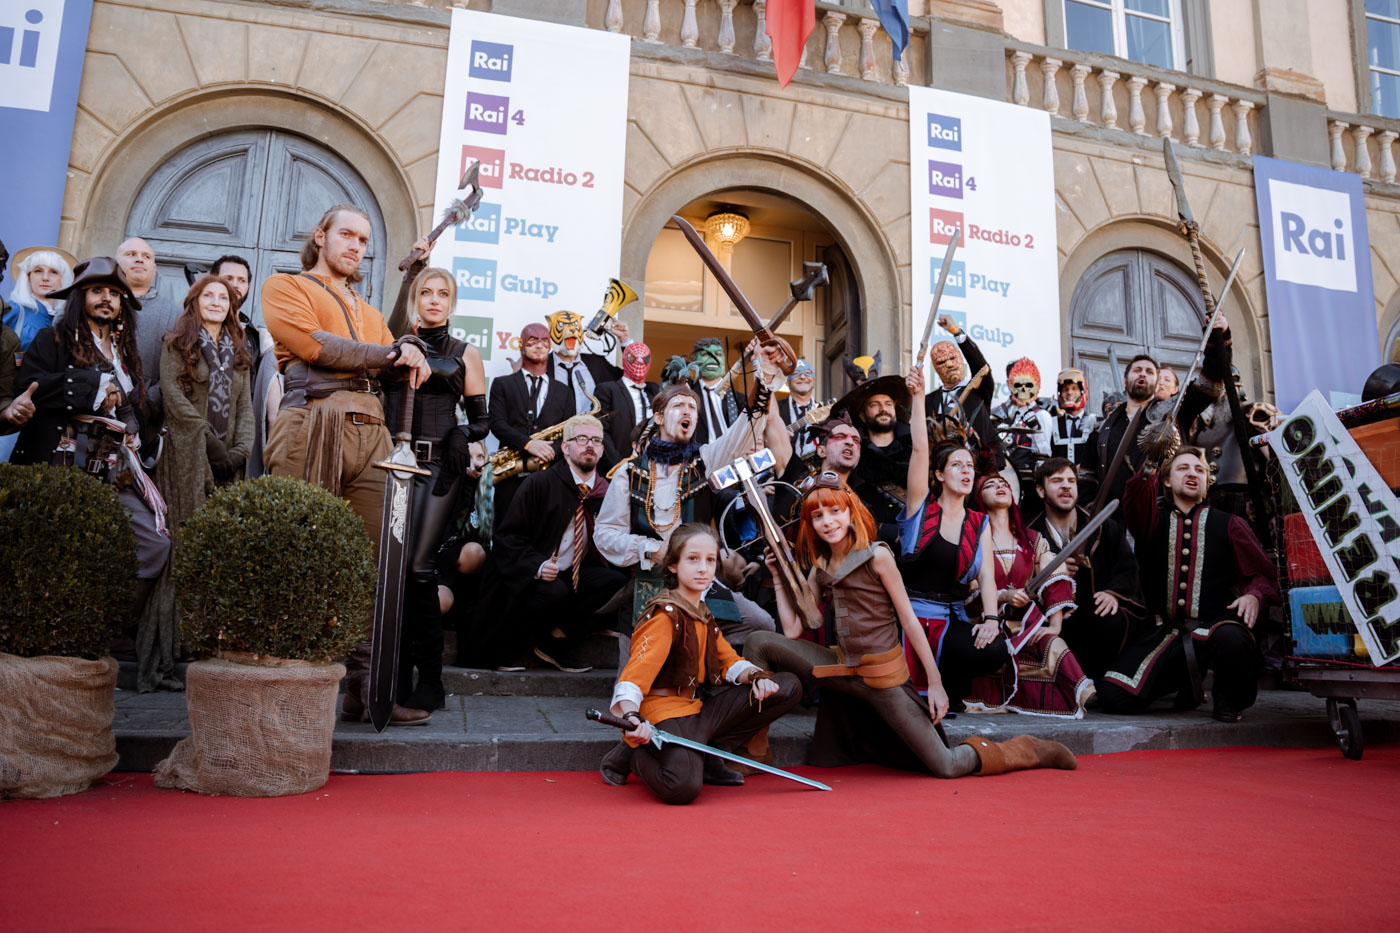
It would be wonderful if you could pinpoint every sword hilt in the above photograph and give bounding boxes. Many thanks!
[586,708,637,730]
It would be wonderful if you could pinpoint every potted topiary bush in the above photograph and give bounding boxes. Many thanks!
[0,464,136,799]
[154,475,375,797]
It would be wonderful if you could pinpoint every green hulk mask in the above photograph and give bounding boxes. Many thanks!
[690,339,725,381]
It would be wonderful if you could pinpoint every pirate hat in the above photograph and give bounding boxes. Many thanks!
[831,374,911,425]
[48,256,142,310]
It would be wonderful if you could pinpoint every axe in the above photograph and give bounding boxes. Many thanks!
[398,162,483,272]
[765,262,829,331]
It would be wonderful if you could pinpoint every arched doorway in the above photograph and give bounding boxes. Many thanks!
[124,129,388,322]
[639,189,862,401]
[1068,248,1208,410]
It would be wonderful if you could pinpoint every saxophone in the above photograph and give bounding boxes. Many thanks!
[489,389,602,480]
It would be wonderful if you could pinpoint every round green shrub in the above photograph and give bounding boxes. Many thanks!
[174,475,375,661]
[0,464,137,658]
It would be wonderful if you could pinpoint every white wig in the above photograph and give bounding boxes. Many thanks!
[11,250,75,308]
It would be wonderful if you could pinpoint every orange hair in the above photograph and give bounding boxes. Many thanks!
[797,484,877,567]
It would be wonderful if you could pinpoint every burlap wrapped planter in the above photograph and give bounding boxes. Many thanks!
[154,654,345,797]
[0,653,119,800]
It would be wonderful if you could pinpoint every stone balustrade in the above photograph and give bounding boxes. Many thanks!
[602,0,919,88]
[1326,112,1400,184]
[1004,42,1263,156]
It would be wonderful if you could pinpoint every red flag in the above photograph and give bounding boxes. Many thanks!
[766,0,816,89]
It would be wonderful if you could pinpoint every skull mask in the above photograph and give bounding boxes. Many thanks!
[622,342,652,383]
[931,341,964,389]
[1007,358,1041,407]
[546,310,584,360]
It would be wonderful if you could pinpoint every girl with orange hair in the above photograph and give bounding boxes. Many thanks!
[743,370,1079,779]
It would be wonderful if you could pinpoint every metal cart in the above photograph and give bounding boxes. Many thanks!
[1261,390,1400,760]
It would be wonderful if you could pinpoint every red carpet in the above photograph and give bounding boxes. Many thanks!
[2,746,1396,932]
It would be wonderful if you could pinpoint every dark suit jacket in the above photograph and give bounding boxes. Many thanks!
[924,332,994,446]
[595,377,659,472]
[546,351,620,391]
[492,459,613,593]
[692,380,744,446]
[488,368,572,455]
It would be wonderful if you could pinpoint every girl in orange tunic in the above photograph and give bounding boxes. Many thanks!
[600,523,802,804]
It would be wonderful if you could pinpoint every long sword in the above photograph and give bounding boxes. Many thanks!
[915,227,962,368]
[586,709,831,791]
[1024,499,1119,596]
[368,372,431,732]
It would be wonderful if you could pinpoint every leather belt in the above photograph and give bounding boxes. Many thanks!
[906,589,968,604]
[347,412,382,426]
[811,646,909,689]
[648,685,697,699]
[413,439,439,463]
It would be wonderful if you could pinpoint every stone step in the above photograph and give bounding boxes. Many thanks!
[111,688,1400,775]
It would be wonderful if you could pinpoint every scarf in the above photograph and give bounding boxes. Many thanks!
[645,437,701,466]
[199,328,235,440]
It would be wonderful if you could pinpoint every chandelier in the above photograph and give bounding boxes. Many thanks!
[705,210,750,255]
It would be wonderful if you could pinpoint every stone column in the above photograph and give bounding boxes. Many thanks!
[681,0,700,49]
[717,0,736,54]
[1098,69,1119,128]
[1155,82,1175,138]
[1180,88,1203,147]
[1353,124,1374,178]
[1329,120,1349,172]
[1070,63,1091,122]
[1379,130,1398,183]
[1127,76,1148,135]
[643,0,661,43]
[824,11,846,75]
[1208,94,1228,151]
[858,18,879,82]
[1011,51,1033,107]
[1231,99,1253,154]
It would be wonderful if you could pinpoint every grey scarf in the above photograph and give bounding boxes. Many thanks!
[199,328,234,440]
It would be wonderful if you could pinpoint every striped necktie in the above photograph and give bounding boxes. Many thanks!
[571,482,589,590]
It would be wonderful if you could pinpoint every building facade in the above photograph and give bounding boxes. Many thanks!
[53,0,1400,403]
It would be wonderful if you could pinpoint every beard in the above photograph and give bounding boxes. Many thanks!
[1127,379,1155,402]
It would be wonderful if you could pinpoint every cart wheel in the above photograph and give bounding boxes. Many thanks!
[1327,698,1364,760]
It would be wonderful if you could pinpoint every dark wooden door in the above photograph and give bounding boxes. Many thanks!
[1068,248,1206,410]
[125,130,386,323]
[818,242,863,397]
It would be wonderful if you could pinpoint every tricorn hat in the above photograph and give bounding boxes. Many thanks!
[48,256,142,310]
[831,373,911,425]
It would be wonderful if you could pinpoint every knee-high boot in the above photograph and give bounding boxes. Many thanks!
[400,578,445,712]
[959,734,1077,775]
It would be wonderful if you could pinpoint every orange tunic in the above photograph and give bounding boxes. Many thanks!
[261,272,393,370]
[617,608,747,728]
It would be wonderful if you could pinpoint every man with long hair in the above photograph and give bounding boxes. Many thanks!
[11,257,171,608]
[260,204,431,726]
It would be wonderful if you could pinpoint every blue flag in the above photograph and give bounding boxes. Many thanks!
[869,0,910,59]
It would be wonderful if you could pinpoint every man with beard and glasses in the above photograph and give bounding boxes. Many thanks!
[1027,457,1146,682]
[482,414,626,673]
[1093,353,1168,505]
[12,257,171,611]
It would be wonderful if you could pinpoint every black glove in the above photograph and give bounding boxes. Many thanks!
[462,394,489,443]
[206,432,233,478]
[1201,323,1233,385]
[444,425,474,475]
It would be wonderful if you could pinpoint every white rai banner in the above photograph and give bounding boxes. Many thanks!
[430,9,629,382]
[907,87,1060,399]
[1269,390,1400,664]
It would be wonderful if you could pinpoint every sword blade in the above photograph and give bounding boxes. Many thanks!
[917,228,961,364]
[367,445,424,732]
[653,729,832,791]
[1026,498,1119,594]
[671,214,767,336]
[1164,138,1193,223]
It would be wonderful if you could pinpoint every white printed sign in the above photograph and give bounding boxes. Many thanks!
[907,87,1060,398]
[0,0,65,112]
[1269,391,1400,664]
[429,9,629,382]
[1267,178,1357,292]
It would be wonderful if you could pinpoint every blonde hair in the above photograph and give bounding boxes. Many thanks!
[299,204,371,283]
[562,413,603,442]
[409,266,456,327]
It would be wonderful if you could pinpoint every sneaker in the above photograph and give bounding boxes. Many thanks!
[495,658,529,673]
[533,641,593,673]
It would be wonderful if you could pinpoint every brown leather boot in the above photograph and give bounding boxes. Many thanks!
[726,726,772,776]
[960,734,1077,775]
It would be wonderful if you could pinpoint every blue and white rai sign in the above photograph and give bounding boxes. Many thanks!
[1253,156,1379,410]
[0,0,93,302]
